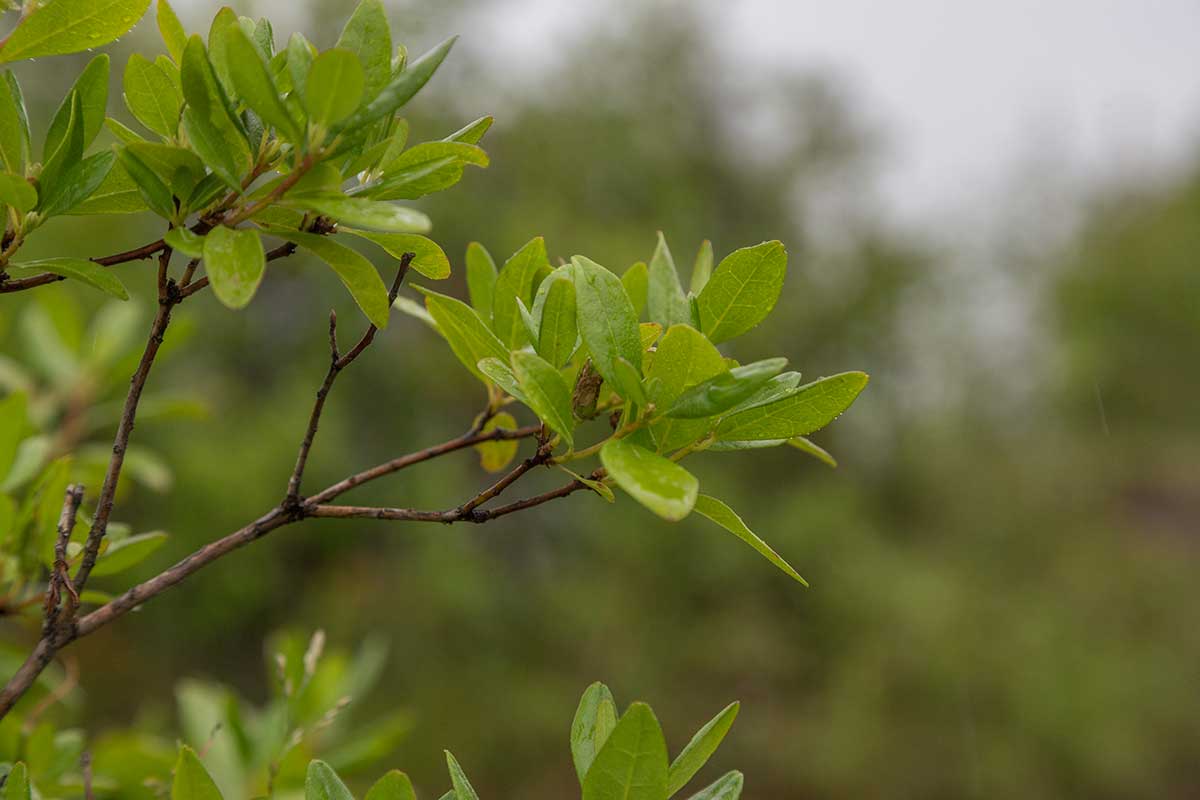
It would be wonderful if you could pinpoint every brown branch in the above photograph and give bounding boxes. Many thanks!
[285,255,412,504]
[43,485,84,631]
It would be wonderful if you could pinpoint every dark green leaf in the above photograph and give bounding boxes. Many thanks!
[512,350,575,447]
[5,258,127,299]
[203,226,265,310]
[666,358,788,419]
[65,161,146,215]
[44,149,116,219]
[180,36,250,189]
[572,255,642,396]
[305,49,364,126]
[666,702,739,797]
[225,27,300,141]
[582,702,669,800]
[715,372,868,441]
[696,241,787,344]
[600,438,698,521]
[571,682,619,783]
[693,494,806,585]
[0,0,149,63]
[118,147,175,219]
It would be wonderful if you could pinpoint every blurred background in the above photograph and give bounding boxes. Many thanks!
[2,0,1199,797]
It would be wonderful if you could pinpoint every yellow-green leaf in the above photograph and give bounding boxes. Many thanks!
[600,438,698,521]
[203,225,265,310]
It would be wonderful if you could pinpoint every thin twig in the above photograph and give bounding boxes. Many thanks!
[43,485,84,631]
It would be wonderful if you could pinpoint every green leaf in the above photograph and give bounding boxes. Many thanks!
[287,33,316,101]
[371,141,488,200]
[40,92,84,203]
[0,75,26,172]
[118,147,175,219]
[644,325,726,453]
[648,232,690,329]
[203,226,265,310]
[46,54,109,154]
[512,350,575,447]
[414,287,509,382]
[335,36,456,132]
[492,237,549,348]
[535,276,577,367]
[571,682,619,783]
[613,358,646,406]
[600,438,698,521]
[204,8,240,95]
[582,702,669,800]
[91,531,167,577]
[787,436,837,467]
[225,27,300,142]
[715,372,868,441]
[0,393,27,483]
[724,371,802,415]
[336,0,392,101]
[305,760,354,800]
[696,241,787,344]
[690,240,713,294]
[666,358,788,419]
[0,0,150,63]
[125,141,204,200]
[666,702,739,797]
[477,358,528,404]
[466,241,498,320]
[343,230,449,279]
[474,412,519,473]
[445,752,480,800]
[0,171,34,212]
[685,772,743,800]
[622,261,649,317]
[5,258,127,299]
[124,53,182,138]
[693,494,806,585]
[2,762,30,800]
[445,115,493,144]
[171,745,223,800]
[365,771,417,800]
[66,159,146,215]
[305,49,364,126]
[157,0,188,63]
[39,149,115,218]
[164,227,205,258]
[572,255,642,396]
[269,230,390,328]
[180,36,250,190]
[284,192,430,233]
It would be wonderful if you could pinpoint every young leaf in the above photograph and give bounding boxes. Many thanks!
[474,412,519,473]
[622,261,649,317]
[666,358,788,419]
[0,0,150,63]
[414,287,509,382]
[477,357,528,405]
[164,228,206,258]
[269,230,390,328]
[536,276,578,367]
[445,752,480,800]
[203,226,265,310]
[600,438,698,521]
[715,372,869,442]
[693,494,806,585]
[172,745,223,800]
[572,255,642,397]
[124,53,182,138]
[444,115,493,144]
[305,49,365,126]
[335,36,456,131]
[466,241,498,320]
[492,237,550,349]
[696,241,787,344]
[1,761,30,800]
[91,531,167,576]
[5,258,128,300]
[287,33,316,100]
[690,240,713,294]
[787,436,837,467]
[613,358,646,406]
[284,193,431,233]
[158,0,188,63]
[0,171,35,213]
[685,771,743,800]
[644,325,726,453]
[343,230,450,279]
[648,232,690,328]
[666,702,739,797]
[225,27,301,142]
[365,771,418,800]
[512,350,575,447]
[305,760,354,800]
[571,682,619,783]
[582,702,669,800]
[336,0,392,101]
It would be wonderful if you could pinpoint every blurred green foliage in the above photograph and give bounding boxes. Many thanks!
[0,1,1198,799]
